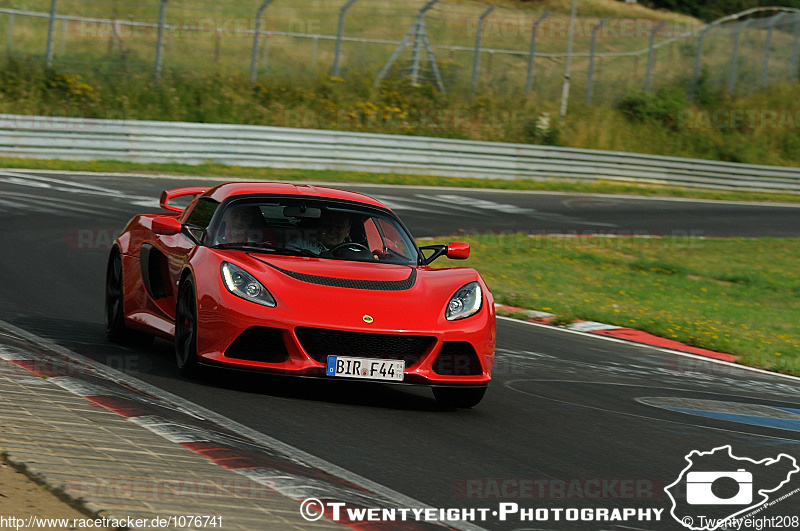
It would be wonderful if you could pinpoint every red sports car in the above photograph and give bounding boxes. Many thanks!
[105,182,496,407]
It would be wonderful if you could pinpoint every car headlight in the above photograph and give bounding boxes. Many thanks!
[446,281,482,321]
[220,262,276,307]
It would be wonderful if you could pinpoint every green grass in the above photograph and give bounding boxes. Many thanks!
[3,55,800,168]
[2,0,797,171]
[3,156,800,204]
[426,233,800,375]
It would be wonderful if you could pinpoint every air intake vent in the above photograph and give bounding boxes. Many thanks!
[295,327,435,366]
[432,342,482,375]
[225,327,289,363]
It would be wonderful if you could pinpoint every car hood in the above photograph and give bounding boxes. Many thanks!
[252,254,417,287]
[212,251,485,331]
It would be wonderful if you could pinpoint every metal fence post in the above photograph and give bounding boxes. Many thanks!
[153,0,168,83]
[59,18,67,55]
[727,19,750,94]
[691,23,715,101]
[108,16,115,53]
[311,35,319,67]
[45,0,58,69]
[374,0,439,88]
[645,21,665,93]
[421,25,446,94]
[6,14,13,58]
[525,12,550,94]
[250,0,275,85]
[792,13,800,82]
[559,0,578,119]
[331,0,358,77]
[761,13,785,88]
[471,6,496,94]
[261,33,270,68]
[586,17,607,105]
[113,19,125,55]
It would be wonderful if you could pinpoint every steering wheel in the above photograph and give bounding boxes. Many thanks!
[328,242,372,257]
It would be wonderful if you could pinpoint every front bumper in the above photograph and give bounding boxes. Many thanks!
[195,287,495,387]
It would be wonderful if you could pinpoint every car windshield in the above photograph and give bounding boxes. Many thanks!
[207,198,420,265]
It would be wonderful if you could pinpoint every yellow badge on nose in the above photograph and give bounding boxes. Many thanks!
[362,315,374,324]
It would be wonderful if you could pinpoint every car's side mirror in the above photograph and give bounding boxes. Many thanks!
[446,241,470,260]
[152,215,182,236]
[420,241,471,265]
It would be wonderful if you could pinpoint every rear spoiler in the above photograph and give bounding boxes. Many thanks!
[160,187,208,213]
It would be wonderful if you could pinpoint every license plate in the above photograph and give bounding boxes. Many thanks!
[326,356,404,381]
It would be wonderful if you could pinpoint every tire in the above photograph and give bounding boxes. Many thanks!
[433,386,487,409]
[175,277,201,378]
[105,250,153,346]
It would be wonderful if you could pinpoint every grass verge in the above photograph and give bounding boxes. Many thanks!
[2,157,800,204]
[425,233,800,376]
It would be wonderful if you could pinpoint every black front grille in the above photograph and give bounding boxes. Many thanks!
[432,342,483,376]
[225,327,289,363]
[295,327,435,366]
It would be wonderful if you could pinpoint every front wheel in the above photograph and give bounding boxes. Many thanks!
[433,386,487,409]
[175,277,200,377]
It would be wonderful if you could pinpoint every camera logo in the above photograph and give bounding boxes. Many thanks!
[666,445,799,531]
[686,469,752,505]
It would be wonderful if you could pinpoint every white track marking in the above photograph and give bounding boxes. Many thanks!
[416,193,620,227]
[413,193,487,213]
[567,321,622,332]
[423,194,536,215]
[0,191,108,215]
[367,194,427,212]
[49,376,113,397]
[0,345,32,360]
[4,167,800,208]
[498,316,800,383]
[0,197,51,213]
[1,190,123,212]
[129,416,211,443]
[505,379,800,442]
[0,171,154,204]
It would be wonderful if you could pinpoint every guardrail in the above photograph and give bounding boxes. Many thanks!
[1,113,799,194]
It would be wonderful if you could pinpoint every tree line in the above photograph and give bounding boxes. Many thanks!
[638,0,800,21]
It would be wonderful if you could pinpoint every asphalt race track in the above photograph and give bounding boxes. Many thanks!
[1,169,800,530]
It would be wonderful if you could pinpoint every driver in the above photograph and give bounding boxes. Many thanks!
[287,211,351,256]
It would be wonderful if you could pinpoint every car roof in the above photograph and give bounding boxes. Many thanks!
[203,182,389,210]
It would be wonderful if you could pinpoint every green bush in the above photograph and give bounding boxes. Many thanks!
[617,86,689,130]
